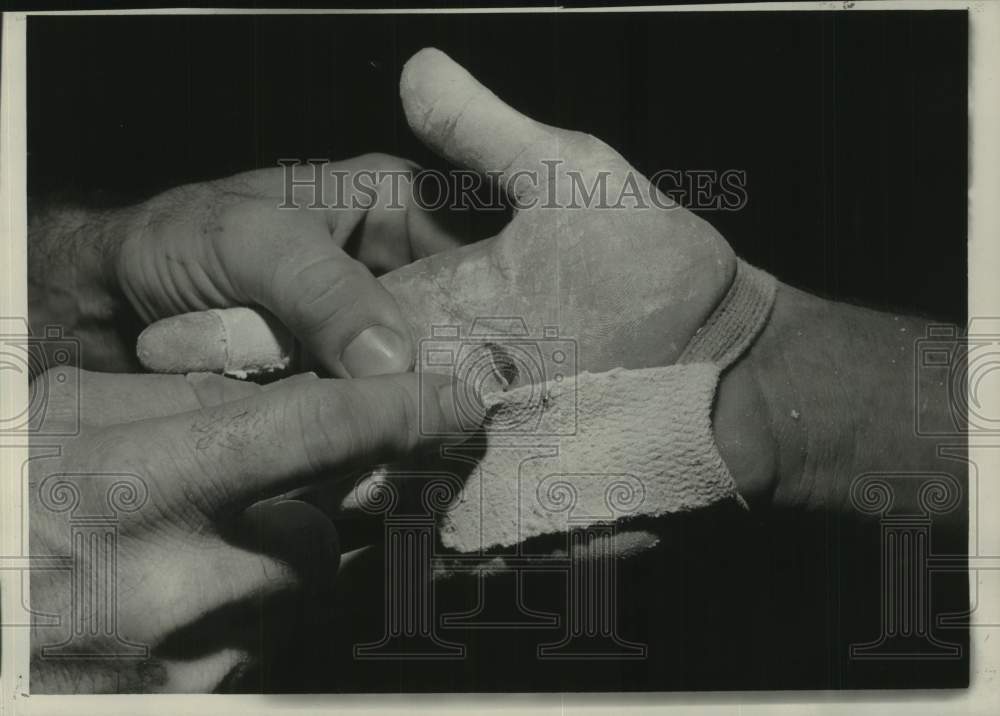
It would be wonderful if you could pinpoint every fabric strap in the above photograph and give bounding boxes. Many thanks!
[434,260,776,552]
[678,259,777,370]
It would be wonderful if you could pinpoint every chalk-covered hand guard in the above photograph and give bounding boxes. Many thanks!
[427,260,775,553]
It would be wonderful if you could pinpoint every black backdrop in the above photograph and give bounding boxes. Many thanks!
[26,10,969,692]
[28,10,967,322]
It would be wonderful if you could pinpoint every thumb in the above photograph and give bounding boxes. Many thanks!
[400,48,627,202]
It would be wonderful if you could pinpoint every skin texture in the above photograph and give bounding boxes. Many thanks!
[25,48,966,692]
[28,369,480,692]
[134,50,770,508]
[105,50,735,377]
[383,49,735,371]
[730,282,967,521]
[30,154,468,377]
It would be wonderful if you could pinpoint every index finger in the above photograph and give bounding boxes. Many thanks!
[116,371,481,515]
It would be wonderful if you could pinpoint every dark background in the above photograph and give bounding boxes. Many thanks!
[27,10,968,323]
[26,11,969,692]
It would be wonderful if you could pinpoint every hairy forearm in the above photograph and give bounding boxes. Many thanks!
[28,204,140,372]
[716,281,966,516]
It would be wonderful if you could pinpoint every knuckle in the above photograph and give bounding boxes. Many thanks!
[391,379,421,452]
[212,195,312,260]
[212,194,249,233]
[295,383,358,473]
[298,254,363,303]
[210,196,270,253]
[369,377,420,454]
[276,256,367,336]
[296,378,419,470]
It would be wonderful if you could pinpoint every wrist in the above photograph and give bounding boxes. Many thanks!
[712,281,856,512]
[723,282,819,510]
[712,353,780,508]
[720,280,961,514]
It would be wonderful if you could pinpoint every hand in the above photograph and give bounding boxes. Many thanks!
[382,50,967,515]
[28,367,476,692]
[140,49,778,504]
[383,50,778,504]
[29,154,467,376]
[383,51,963,512]
[385,49,735,370]
[139,49,966,516]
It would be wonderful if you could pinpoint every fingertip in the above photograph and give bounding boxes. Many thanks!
[433,374,487,436]
[398,47,559,190]
[399,47,456,112]
[399,47,489,155]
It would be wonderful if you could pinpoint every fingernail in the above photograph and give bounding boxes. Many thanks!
[341,326,411,378]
